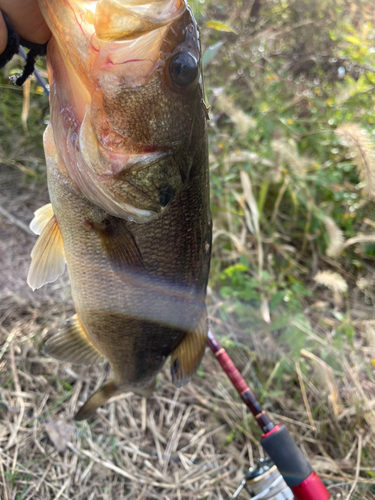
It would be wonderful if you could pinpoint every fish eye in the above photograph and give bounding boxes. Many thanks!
[168,52,199,89]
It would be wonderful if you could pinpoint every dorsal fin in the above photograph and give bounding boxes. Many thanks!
[44,315,105,366]
[170,316,208,388]
[27,215,66,290]
[30,203,54,235]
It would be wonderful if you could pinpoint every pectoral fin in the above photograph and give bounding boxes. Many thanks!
[27,215,66,290]
[74,380,118,421]
[170,318,208,388]
[89,216,144,276]
[29,203,54,235]
[44,315,105,366]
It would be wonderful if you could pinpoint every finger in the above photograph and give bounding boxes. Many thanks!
[0,0,51,45]
[0,12,7,54]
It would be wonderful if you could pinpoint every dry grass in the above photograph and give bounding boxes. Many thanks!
[0,165,375,499]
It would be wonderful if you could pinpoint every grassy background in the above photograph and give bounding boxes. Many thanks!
[1,0,375,498]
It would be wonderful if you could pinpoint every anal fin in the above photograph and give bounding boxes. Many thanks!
[170,317,208,388]
[27,214,66,290]
[44,315,105,366]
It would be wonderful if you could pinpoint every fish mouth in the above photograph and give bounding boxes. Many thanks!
[93,0,187,41]
[39,0,187,86]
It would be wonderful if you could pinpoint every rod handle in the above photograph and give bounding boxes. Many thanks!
[261,425,330,499]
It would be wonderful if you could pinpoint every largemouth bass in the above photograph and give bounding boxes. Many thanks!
[28,0,211,420]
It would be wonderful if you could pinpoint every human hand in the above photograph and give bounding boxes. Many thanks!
[0,0,51,54]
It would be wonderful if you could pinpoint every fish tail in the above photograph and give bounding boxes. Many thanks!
[74,379,118,421]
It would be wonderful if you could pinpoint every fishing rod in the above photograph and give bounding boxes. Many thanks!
[207,330,331,500]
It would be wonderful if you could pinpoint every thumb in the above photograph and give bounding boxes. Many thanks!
[0,0,51,45]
